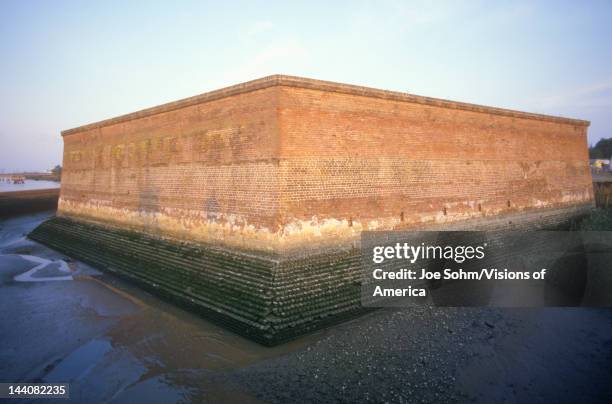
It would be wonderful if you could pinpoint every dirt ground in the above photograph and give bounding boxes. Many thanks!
[1,212,611,403]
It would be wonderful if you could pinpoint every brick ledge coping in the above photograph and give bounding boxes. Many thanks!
[62,75,590,136]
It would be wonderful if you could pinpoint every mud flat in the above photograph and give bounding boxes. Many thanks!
[0,189,60,218]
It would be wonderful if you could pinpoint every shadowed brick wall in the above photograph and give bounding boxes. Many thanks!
[60,84,281,252]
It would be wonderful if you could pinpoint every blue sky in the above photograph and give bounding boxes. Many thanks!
[1,0,611,172]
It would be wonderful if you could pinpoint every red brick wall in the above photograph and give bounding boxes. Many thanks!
[60,86,281,248]
[57,76,593,252]
[277,86,592,232]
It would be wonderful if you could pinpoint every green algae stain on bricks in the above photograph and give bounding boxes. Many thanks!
[29,75,594,345]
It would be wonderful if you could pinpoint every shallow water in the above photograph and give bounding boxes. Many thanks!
[0,179,60,192]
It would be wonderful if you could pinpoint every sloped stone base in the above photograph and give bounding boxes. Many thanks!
[28,204,592,345]
[28,217,365,345]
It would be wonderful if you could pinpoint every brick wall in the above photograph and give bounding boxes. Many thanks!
[60,86,281,251]
[57,76,593,254]
[275,85,592,252]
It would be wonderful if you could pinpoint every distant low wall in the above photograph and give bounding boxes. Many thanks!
[0,189,60,218]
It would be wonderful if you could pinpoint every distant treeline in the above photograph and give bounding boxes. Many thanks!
[590,138,612,159]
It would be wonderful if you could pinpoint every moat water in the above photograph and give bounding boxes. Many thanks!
[0,180,60,192]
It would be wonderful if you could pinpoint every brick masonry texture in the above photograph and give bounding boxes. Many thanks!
[30,75,594,343]
[276,85,592,253]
